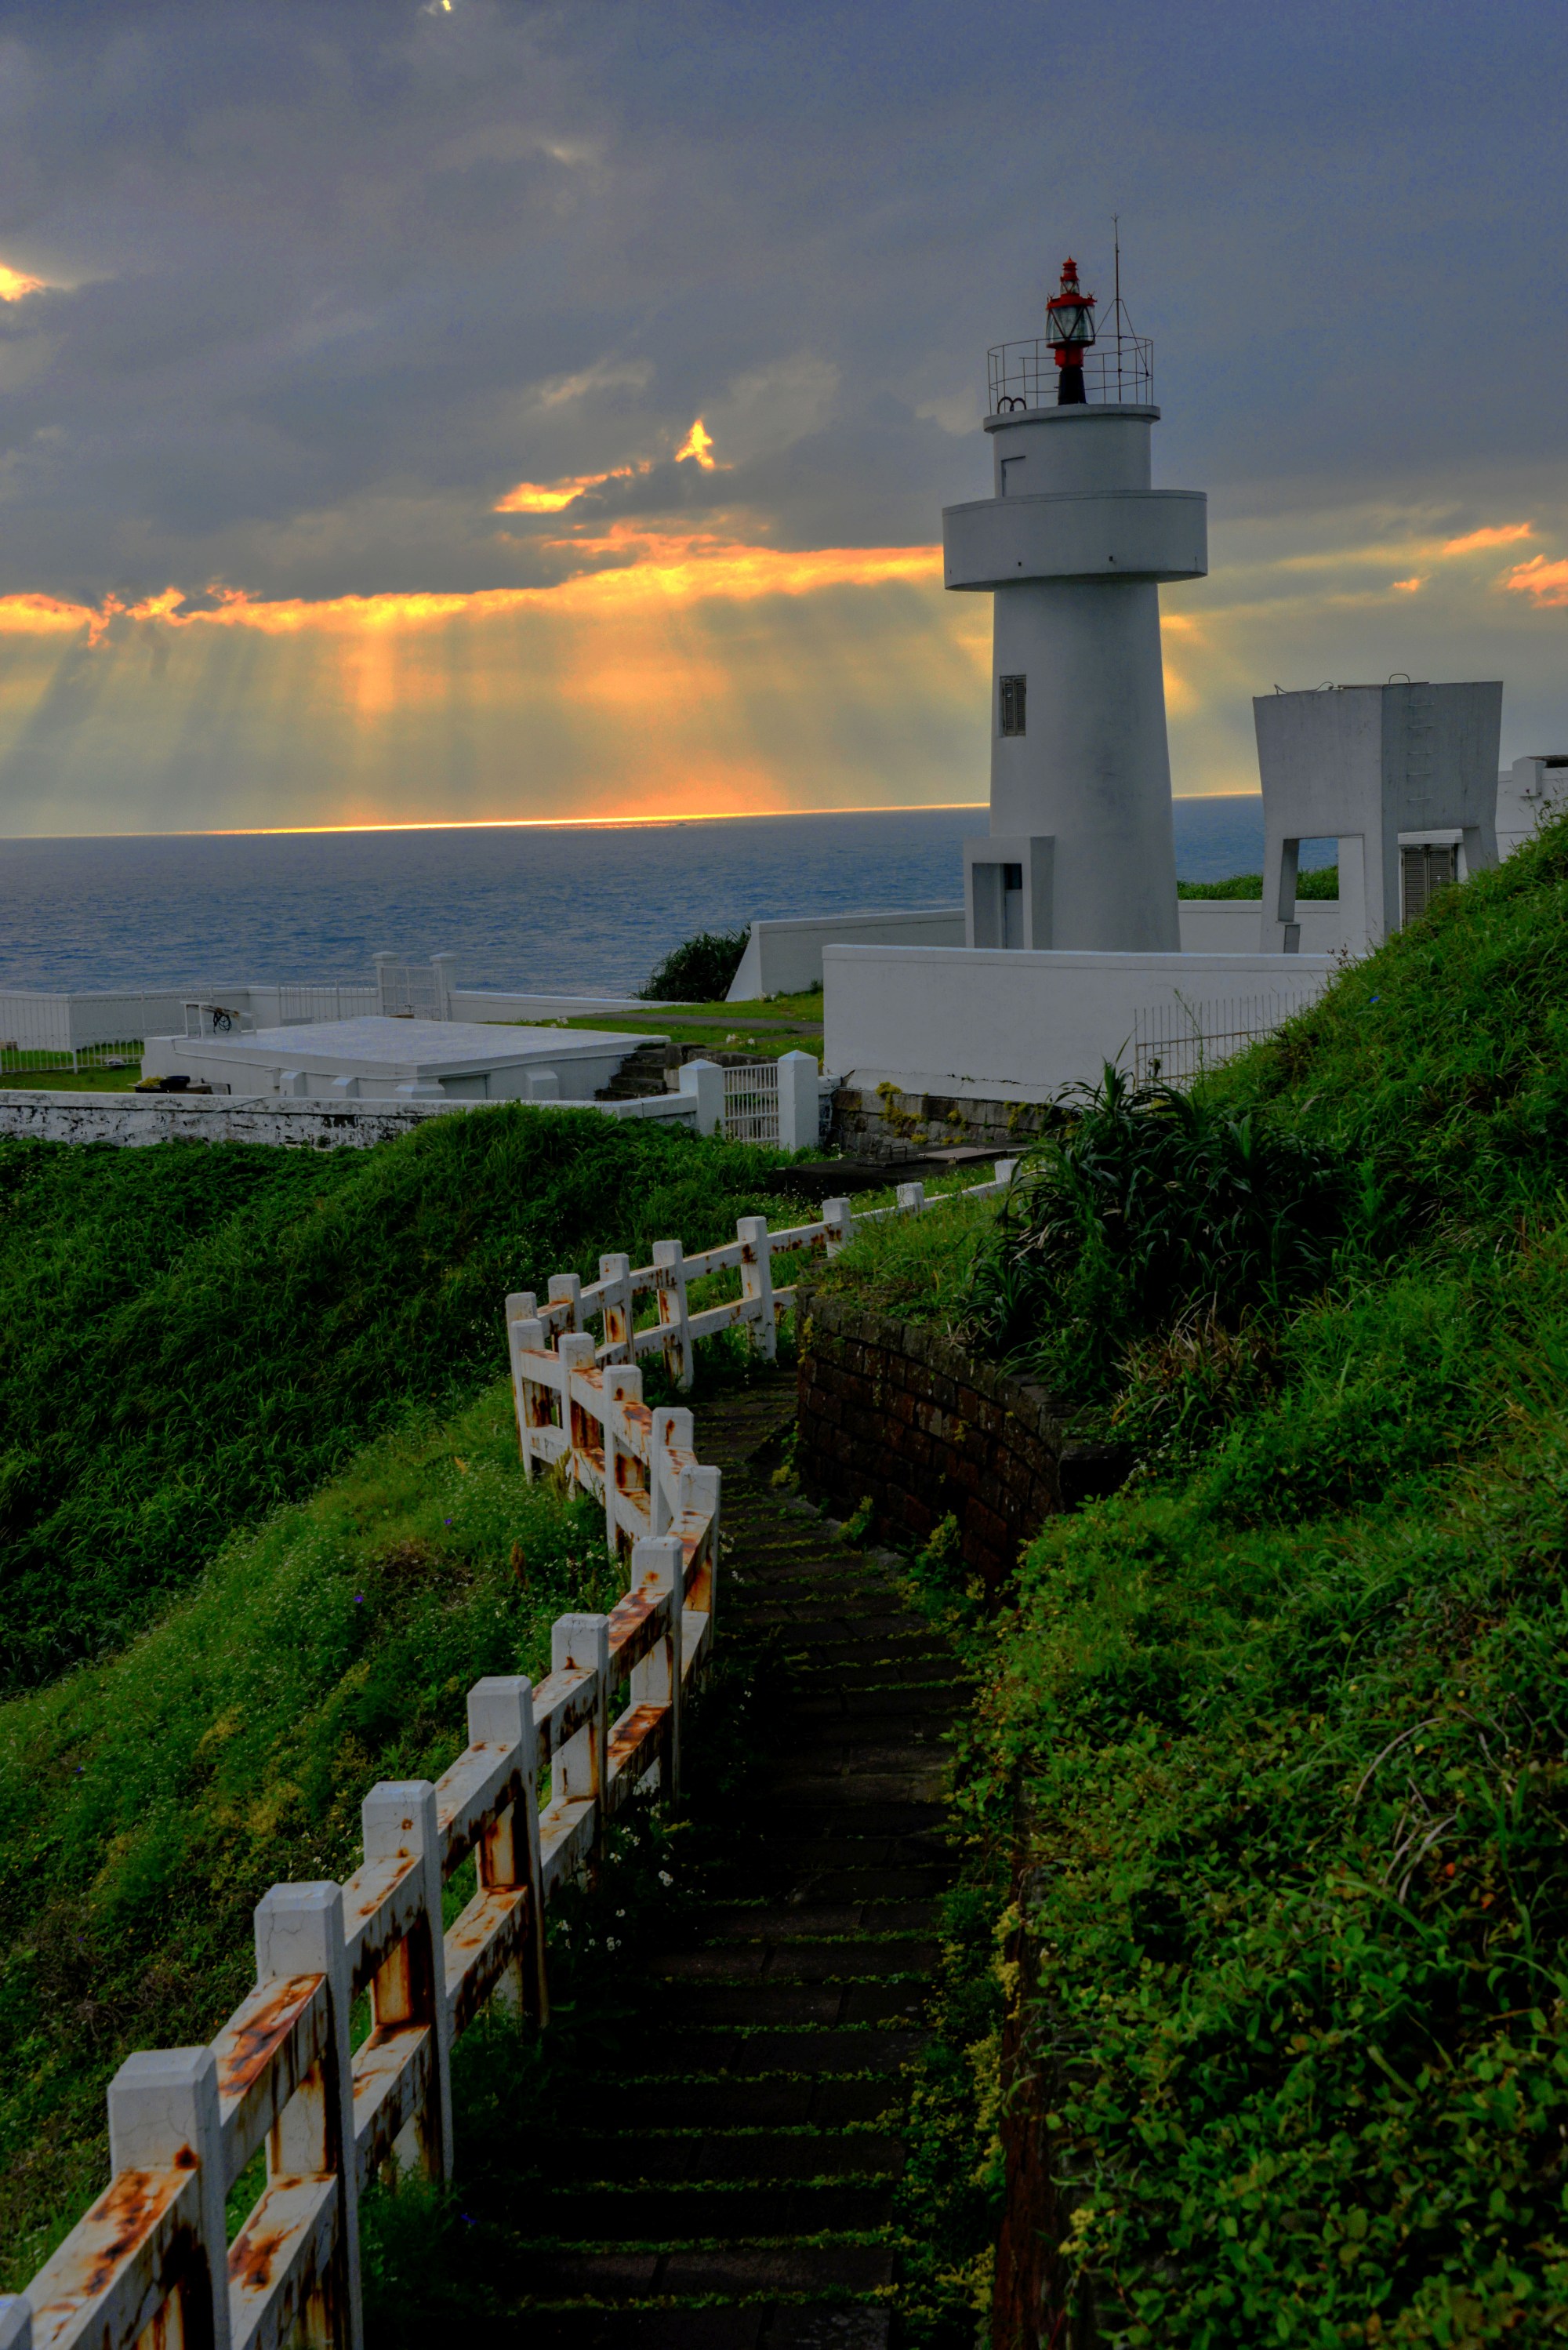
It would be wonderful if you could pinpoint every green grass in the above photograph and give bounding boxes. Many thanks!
[809,1186,998,1331]
[0,1107,797,1686]
[828,826,1568,2342]
[0,1376,610,2286]
[0,1065,144,1091]
[1178,866,1340,899]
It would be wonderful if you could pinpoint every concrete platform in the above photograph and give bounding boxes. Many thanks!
[140,1015,659,1101]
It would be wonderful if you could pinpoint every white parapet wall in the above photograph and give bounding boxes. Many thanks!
[727,907,966,1001]
[1177,898,1343,955]
[823,943,1336,1102]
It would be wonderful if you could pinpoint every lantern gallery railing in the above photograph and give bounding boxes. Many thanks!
[988,330,1153,412]
[1,1159,1018,2350]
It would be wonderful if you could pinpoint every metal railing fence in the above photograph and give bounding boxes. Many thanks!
[1131,989,1322,1085]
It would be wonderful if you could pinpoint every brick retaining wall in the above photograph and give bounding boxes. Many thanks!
[795,1286,1123,1593]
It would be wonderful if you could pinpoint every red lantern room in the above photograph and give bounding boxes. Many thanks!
[1045,257,1096,405]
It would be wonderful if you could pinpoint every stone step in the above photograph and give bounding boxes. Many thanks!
[513,2301,890,2348]
[654,1980,928,2030]
[653,1938,938,1984]
[601,2076,901,2133]
[511,2239,895,2304]
[536,2130,905,2187]
[701,1902,940,1941]
[604,2025,923,2079]
[513,2178,895,2243]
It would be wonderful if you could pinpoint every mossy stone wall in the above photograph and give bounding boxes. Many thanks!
[795,1287,1120,1592]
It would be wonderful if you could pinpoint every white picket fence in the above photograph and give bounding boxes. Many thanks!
[2,1157,1016,2350]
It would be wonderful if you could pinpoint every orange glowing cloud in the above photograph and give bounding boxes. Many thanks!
[1441,521,1534,556]
[1391,576,1425,593]
[1501,555,1568,608]
[675,418,717,470]
[0,531,943,644]
[0,265,45,303]
[495,460,652,513]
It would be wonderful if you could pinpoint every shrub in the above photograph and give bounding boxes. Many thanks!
[970,1063,1345,1395]
[639,927,750,1001]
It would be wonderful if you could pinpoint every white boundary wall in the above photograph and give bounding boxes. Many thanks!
[1177,899,1343,955]
[823,943,1335,1102]
[727,908,965,1001]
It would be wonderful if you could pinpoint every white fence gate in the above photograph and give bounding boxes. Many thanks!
[721,1059,779,1145]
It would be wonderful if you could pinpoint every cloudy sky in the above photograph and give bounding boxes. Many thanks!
[0,0,1563,834]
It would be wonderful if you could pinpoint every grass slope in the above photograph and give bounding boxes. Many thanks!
[0,1107,793,1685]
[833,832,1568,2343]
[0,1376,608,2286]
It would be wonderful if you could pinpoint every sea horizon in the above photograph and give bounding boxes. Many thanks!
[0,796,1301,998]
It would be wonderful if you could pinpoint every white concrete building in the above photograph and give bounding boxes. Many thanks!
[141,1016,659,1102]
[1254,681,1502,953]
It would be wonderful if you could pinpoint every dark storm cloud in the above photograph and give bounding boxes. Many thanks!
[0,0,1563,601]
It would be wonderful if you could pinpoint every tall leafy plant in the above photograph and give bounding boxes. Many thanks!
[971,1063,1345,1393]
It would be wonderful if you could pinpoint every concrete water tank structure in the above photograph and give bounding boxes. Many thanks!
[942,256,1207,953]
[1254,681,1502,953]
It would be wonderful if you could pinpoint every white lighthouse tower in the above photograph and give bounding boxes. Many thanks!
[944,256,1207,953]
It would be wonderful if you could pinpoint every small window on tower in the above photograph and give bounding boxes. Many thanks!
[999,675,1026,736]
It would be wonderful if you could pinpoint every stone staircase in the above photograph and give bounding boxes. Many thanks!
[501,1371,967,2347]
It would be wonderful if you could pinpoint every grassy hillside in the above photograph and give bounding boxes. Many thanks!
[824,828,1568,2343]
[0,1108,793,1686]
[0,1374,610,2285]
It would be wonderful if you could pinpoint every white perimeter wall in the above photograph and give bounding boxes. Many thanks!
[728,908,965,1001]
[823,943,1335,1101]
[1178,899,1343,954]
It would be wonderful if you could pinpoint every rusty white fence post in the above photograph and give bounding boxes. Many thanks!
[551,1613,610,1821]
[506,1308,554,1480]
[0,2297,28,2348]
[653,1240,694,1389]
[681,1459,723,1629]
[361,1783,454,2181]
[249,1882,362,2350]
[630,1534,684,1800]
[466,1677,548,2022]
[823,1197,854,1255]
[649,1404,694,1538]
[107,2047,231,2350]
[598,1251,633,1360]
[736,1215,777,1360]
[602,1362,644,1555]
[558,1331,597,1487]
[895,1179,926,1211]
[547,1270,582,1331]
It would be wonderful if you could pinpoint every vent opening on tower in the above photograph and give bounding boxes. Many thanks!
[1000,675,1027,736]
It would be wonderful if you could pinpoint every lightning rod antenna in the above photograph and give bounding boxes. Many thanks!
[1113,214,1122,398]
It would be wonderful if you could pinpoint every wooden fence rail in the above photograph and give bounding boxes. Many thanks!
[2,1158,1014,2350]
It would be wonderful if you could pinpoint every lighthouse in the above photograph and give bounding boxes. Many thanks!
[944,256,1207,953]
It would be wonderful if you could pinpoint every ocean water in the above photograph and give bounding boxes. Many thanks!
[0,797,1283,997]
